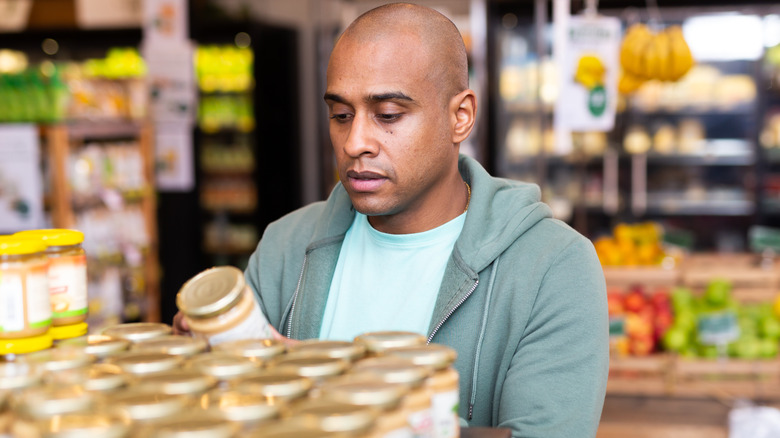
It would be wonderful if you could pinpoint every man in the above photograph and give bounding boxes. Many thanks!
[177,3,608,436]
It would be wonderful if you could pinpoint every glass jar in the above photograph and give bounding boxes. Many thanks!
[147,412,239,438]
[0,237,52,349]
[200,389,281,431]
[34,410,130,438]
[14,229,88,329]
[187,352,261,385]
[268,356,350,383]
[43,362,128,393]
[134,369,217,396]
[130,335,208,357]
[102,322,173,343]
[287,340,366,363]
[383,345,459,438]
[286,398,377,436]
[21,346,96,373]
[105,352,183,376]
[56,335,131,360]
[177,266,275,346]
[108,390,188,424]
[231,371,314,403]
[353,332,427,356]
[11,384,95,437]
[212,338,285,364]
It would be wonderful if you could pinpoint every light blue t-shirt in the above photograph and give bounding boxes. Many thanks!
[318,212,466,341]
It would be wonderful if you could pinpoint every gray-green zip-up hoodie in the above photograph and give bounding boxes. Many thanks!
[245,154,609,437]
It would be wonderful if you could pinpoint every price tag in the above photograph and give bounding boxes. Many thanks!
[609,316,625,338]
[697,311,739,345]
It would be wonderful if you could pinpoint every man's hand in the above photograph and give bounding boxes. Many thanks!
[172,311,190,335]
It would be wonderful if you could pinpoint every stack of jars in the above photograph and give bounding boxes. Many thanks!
[0,321,460,438]
[0,229,89,357]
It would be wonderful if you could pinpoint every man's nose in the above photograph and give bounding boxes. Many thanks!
[343,114,380,158]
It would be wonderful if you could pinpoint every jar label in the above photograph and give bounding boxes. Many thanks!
[408,407,434,438]
[48,254,88,318]
[204,298,274,346]
[0,265,52,333]
[431,389,459,438]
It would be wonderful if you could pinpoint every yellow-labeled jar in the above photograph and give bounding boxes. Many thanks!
[201,389,281,430]
[44,362,128,393]
[187,352,261,384]
[383,345,459,438]
[50,321,88,341]
[288,340,367,363]
[14,229,88,328]
[212,338,285,364]
[268,356,350,383]
[354,332,427,356]
[131,335,208,357]
[231,371,314,403]
[105,352,184,376]
[177,266,274,346]
[287,398,377,436]
[0,237,52,346]
[350,357,434,437]
[102,322,172,343]
[56,334,131,360]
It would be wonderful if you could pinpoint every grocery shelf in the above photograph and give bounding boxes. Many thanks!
[63,119,144,140]
[644,140,755,166]
[645,197,754,216]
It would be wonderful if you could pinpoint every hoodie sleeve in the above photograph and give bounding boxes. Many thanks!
[497,234,609,438]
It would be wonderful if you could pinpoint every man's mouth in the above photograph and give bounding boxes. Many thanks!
[346,170,386,192]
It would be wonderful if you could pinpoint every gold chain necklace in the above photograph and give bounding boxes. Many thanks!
[464,181,471,213]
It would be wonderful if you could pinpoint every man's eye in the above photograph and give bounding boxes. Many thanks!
[329,113,352,122]
[376,113,401,122]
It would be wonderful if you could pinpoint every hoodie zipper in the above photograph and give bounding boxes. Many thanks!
[286,253,308,338]
[427,279,479,344]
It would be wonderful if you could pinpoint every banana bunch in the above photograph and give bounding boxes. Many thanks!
[619,24,694,94]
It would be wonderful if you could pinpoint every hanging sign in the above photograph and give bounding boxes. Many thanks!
[0,124,44,232]
[555,15,620,132]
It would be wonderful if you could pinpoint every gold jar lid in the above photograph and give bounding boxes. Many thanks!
[288,398,376,434]
[382,344,457,370]
[35,410,129,438]
[212,338,286,363]
[134,369,217,396]
[56,335,131,359]
[269,356,349,381]
[21,347,96,373]
[201,389,281,424]
[353,331,427,354]
[318,378,408,411]
[287,340,366,362]
[102,322,173,342]
[231,372,313,401]
[131,335,208,357]
[350,356,432,388]
[106,352,184,376]
[109,390,188,422]
[15,384,94,419]
[187,352,261,381]
[246,419,350,438]
[149,412,239,438]
[44,363,128,393]
[176,266,246,318]
[0,361,42,390]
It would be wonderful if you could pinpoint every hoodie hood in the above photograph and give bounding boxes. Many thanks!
[457,155,552,272]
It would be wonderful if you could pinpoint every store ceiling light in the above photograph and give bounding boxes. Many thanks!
[682,14,763,61]
[0,49,27,73]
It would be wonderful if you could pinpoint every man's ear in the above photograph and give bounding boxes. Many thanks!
[450,89,477,144]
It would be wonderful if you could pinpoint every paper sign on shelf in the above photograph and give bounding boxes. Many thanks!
[0,124,44,233]
[554,15,620,133]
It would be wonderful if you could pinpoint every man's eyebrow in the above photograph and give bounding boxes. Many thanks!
[323,92,345,103]
[366,92,414,103]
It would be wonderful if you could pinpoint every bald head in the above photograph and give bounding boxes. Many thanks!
[335,3,469,97]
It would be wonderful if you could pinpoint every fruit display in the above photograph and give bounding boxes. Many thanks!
[608,285,674,356]
[618,23,694,94]
[194,45,253,93]
[594,222,668,266]
[662,280,780,360]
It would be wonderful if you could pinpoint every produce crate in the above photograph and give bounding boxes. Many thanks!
[681,253,780,302]
[673,356,780,400]
[603,266,681,290]
[607,354,674,396]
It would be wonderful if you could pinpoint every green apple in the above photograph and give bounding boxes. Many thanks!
[760,316,780,340]
[705,278,732,308]
[662,326,689,352]
[759,338,779,359]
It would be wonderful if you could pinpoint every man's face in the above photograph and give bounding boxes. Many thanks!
[324,32,458,223]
